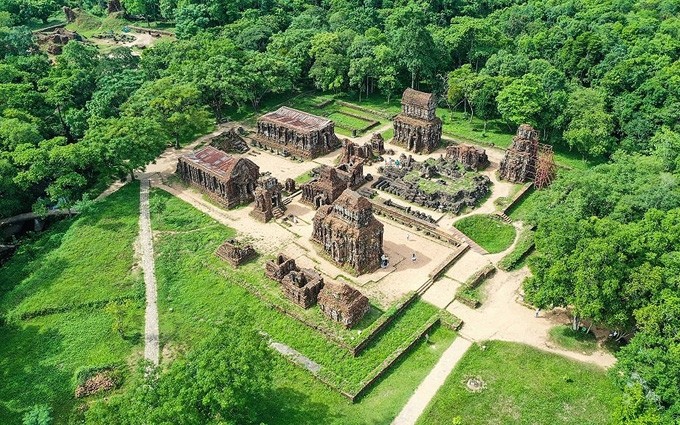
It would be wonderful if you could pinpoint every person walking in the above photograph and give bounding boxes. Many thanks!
[412,253,417,262]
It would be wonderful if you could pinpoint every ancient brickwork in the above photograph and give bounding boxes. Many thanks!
[339,138,382,164]
[370,132,386,154]
[250,175,284,223]
[176,146,260,208]
[209,128,249,153]
[215,239,256,267]
[301,162,365,208]
[445,144,489,171]
[392,88,442,153]
[311,190,384,275]
[372,154,491,214]
[36,28,81,54]
[253,107,340,159]
[265,254,324,308]
[318,281,370,328]
[498,124,539,183]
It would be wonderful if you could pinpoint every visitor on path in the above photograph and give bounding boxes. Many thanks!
[412,253,417,262]
[406,233,410,241]
[535,308,540,317]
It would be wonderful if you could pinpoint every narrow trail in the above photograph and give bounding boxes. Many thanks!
[392,337,473,425]
[139,179,160,366]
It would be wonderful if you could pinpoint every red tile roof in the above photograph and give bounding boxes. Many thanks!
[259,106,332,132]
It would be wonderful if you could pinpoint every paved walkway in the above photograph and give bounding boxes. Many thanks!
[270,341,322,375]
[139,179,160,366]
[392,337,473,425]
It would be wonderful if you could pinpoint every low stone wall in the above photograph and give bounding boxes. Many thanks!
[371,200,463,247]
[454,263,496,309]
[336,100,396,120]
[351,316,440,401]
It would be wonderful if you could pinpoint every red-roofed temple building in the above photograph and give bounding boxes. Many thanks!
[253,106,340,159]
[176,146,260,208]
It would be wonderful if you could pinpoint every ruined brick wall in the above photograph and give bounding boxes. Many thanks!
[318,281,370,328]
[445,144,489,171]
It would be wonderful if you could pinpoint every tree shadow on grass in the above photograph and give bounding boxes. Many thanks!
[257,386,336,425]
[0,323,71,424]
[0,256,70,318]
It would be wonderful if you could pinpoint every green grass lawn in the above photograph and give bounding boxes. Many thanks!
[0,183,143,320]
[454,214,516,254]
[418,341,620,425]
[549,326,599,355]
[150,188,452,400]
[0,183,144,424]
[440,109,515,149]
[381,127,395,140]
[506,187,541,222]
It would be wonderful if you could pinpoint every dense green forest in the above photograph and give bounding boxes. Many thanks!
[1,0,679,423]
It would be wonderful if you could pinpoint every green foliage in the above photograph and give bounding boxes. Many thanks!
[498,228,535,271]
[454,214,516,253]
[418,341,620,425]
[21,404,51,425]
[88,319,272,424]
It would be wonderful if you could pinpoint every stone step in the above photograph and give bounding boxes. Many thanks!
[272,207,285,218]
[494,211,512,223]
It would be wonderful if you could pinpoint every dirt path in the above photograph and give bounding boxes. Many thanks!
[139,179,159,366]
[392,337,473,425]
[398,265,616,425]
[447,267,616,367]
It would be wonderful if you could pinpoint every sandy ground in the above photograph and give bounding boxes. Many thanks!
[392,337,473,425]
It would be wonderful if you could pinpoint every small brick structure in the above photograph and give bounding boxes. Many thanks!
[318,281,370,328]
[499,124,539,183]
[370,132,386,154]
[265,254,324,308]
[215,239,256,267]
[250,175,284,223]
[445,144,489,171]
[339,139,375,164]
[209,127,249,153]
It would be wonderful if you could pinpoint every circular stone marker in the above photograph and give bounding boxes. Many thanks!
[465,376,486,393]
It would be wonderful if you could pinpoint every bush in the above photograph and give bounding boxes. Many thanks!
[22,405,51,425]
[498,229,535,271]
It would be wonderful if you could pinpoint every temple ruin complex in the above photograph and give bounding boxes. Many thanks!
[392,88,442,154]
[265,254,324,308]
[318,281,370,328]
[253,106,340,159]
[311,190,384,275]
[372,154,491,214]
[176,146,260,208]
